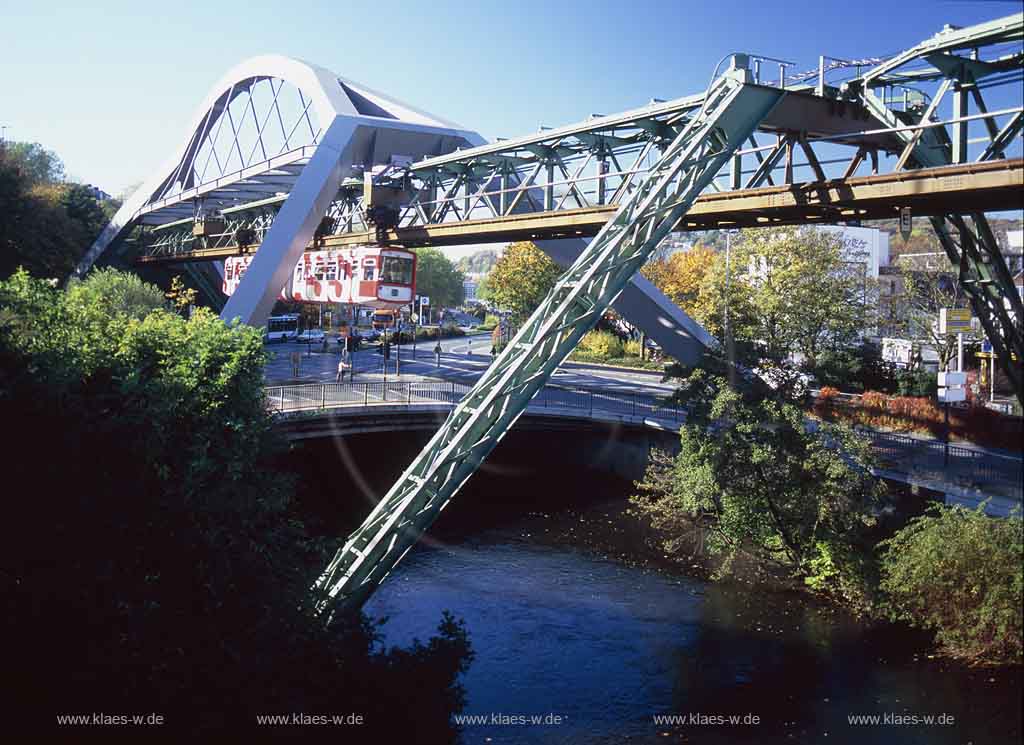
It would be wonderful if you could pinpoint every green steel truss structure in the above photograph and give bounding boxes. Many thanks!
[852,14,1024,402]
[313,58,786,616]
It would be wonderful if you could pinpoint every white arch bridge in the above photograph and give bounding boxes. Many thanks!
[78,13,1023,616]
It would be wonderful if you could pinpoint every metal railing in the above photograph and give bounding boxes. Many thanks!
[868,430,1023,496]
[264,382,1022,498]
[264,380,684,424]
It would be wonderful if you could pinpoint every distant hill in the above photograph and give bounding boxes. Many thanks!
[456,249,501,275]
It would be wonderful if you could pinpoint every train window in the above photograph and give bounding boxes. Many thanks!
[380,255,414,285]
[364,266,375,281]
[314,261,337,281]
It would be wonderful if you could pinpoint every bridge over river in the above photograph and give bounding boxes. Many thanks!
[264,338,1023,517]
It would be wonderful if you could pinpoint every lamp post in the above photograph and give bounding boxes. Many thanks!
[723,229,738,385]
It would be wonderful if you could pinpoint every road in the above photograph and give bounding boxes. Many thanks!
[263,331,675,396]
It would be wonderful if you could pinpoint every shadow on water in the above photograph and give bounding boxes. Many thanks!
[288,429,1023,745]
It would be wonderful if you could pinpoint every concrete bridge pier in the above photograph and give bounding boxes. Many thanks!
[534,237,716,367]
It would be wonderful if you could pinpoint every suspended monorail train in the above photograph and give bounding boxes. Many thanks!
[222,246,416,308]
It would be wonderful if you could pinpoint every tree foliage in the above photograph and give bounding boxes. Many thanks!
[695,228,873,367]
[479,241,562,322]
[641,243,716,316]
[3,141,65,185]
[1,269,473,737]
[879,504,1023,665]
[631,373,884,608]
[414,247,465,310]
[886,267,964,370]
[1,144,109,279]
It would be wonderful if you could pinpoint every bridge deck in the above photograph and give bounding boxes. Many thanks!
[266,379,1024,511]
[135,158,1023,263]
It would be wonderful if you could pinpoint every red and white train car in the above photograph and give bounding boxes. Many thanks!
[222,246,416,308]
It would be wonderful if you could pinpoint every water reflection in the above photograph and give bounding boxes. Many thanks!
[367,525,1021,745]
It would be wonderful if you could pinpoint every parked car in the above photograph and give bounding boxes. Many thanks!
[336,331,364,350]
[297,329,326,344]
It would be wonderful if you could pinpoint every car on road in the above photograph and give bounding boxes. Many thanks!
[297,329,326,344]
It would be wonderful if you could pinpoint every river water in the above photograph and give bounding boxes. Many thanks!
[296,432,1022,744]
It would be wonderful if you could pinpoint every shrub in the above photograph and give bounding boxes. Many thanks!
[812,386,841,419]
[624,339,642,357]
[860,389,887,411]
[879,505,1023,665]
[887,395,942,435]
[896,368,937,397]
[577,329,624,360]
[810,343,896,394]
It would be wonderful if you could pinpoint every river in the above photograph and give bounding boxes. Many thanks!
[294,431,1022,744]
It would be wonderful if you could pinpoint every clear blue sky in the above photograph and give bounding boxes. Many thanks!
[1,0,1018,197]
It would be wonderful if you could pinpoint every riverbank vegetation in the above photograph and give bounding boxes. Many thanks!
[630,368,1023,665]
[880,504,1023,665]
[631,371,885,611]
[1,269,474,737]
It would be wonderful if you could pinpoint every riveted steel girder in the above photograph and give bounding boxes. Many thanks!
[856,13,1024,405]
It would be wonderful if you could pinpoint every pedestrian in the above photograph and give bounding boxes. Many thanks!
[490,344,497,362]
[290,350,300,378]
[434,341,442,367]
[336,357,346,384]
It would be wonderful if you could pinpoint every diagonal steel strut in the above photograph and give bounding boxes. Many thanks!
[312,59,785,617]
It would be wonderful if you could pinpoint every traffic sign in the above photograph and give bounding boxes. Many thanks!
[939,308,971,334]
[419,295,430,307]
[937,371,966,387]
[938,387,966,403]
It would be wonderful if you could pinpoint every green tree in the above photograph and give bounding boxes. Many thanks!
[879,504,1022,665]
[3,141,65,185]
[631,373,884,608]
[641,243,717,316]
[695,227,873,368]
[1,269,474,737]
[415,247,465,313]
[888,267,964,370]
[478,241,562,323]
[65,266,167,320]
[1,145,110,279]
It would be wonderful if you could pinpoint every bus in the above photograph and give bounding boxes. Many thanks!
[265,314,299,343]
[372,308,398,331]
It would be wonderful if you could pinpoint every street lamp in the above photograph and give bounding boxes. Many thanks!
[723,229,739,384]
